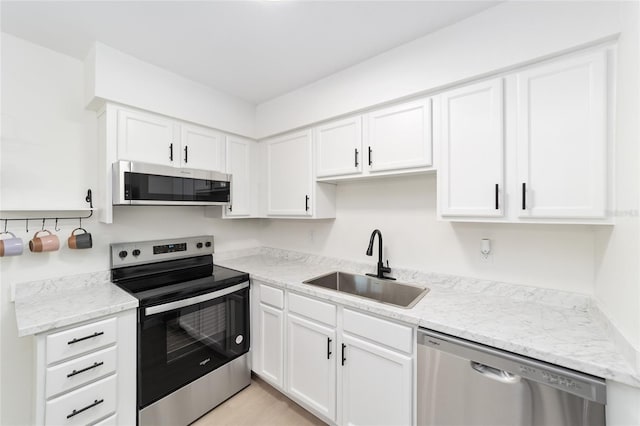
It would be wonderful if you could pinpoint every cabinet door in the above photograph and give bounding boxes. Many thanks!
[315,116,362,178]
[267,130,313,216]
[286,314,336,422]
[117,108,176,166]
[439,79,504,217]
[225,136,253,216]
[341,334,412,426]
[366,99,432,172]
[180,124,225,171]
[516,50,607,219]
[259,303,284,389]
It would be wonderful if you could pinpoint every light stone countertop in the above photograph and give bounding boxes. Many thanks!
[214,247,640,388]
[14,271,138,337]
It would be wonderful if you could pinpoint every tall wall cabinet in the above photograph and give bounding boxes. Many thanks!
[436,47,612,224]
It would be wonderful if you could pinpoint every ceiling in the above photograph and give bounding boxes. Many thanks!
[1,1,499,104]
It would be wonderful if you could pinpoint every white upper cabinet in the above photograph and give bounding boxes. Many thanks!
[180,124,225,171]
[516,50,608,220]
[115,105,225,172]
[439,78,504,217]
[315,116,362,178]
[224,135,254,217]
[117,107,177,166]
[266,130,336,218]
[267,130,313,216]
[365,98,432,173]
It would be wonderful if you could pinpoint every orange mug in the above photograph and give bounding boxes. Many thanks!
[29,230,60,253]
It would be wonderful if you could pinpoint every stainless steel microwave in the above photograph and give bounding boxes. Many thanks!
[113,161,231,206]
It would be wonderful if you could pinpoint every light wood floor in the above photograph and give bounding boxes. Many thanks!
[193,376,327,426]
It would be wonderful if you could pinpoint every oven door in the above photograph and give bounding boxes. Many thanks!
[138,282,250,408]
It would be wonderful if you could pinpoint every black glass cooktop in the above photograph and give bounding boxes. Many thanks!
[111,255,249,307]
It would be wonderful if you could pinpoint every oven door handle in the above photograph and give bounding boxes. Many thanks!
[144,281,249,316]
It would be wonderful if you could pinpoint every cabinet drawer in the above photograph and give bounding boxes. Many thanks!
[45,374,117,426]
[260,284,284,309]
[343,309,413,354]
[46,346,117,398]
[46,317,117,365]
[93,413,117,426]
[288,293,336,327]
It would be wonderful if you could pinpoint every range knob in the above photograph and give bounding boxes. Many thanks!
[205,241,212,248]
[132,249,141,257]
[118,250,128,259]
[196,242,203,249]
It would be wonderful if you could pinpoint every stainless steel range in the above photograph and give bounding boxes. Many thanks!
[110,236,250,426]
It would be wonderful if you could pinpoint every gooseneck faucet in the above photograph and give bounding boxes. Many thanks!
[365,229,396,280]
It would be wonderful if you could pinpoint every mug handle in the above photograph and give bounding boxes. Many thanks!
[0,232,16,239]
[71,228,87,236]
[33,230,52,239]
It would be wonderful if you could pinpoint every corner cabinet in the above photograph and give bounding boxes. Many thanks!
[437,46,612,224]
[34,310,136,426]
[266,130,336,218]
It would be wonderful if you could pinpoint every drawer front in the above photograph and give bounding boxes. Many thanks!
[46,317,117,365]
[46,346,117,398]
[288,293,336,327]
[93,413,117,426]
[45,374,117,426]
[260,284,284,309]
[343,309,413,354]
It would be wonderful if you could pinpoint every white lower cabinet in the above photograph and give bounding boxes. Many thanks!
[34,310,136,426]
[341,333,413,426]
[252,285,414,426]
[286,313,337,421]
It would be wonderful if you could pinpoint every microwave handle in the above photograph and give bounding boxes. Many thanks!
[144,281,249,316]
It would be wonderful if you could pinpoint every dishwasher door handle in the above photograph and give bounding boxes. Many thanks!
[470,361,521,384]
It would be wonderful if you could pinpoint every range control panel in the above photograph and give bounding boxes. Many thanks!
[111,235,214,268]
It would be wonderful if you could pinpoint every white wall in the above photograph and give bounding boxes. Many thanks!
[261,174,596,293]
[256,1,624,138]
[0,33,262,426]
[86,42,256,138]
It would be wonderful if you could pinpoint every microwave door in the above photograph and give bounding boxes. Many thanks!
[130,173,181,202]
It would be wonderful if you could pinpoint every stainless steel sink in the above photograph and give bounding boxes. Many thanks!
[303,271,429,309]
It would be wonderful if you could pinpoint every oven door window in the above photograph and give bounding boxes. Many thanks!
[139,287,249,408]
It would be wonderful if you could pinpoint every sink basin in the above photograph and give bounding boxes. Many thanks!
[303,271,429,309]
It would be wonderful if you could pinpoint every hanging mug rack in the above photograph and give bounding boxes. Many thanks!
[0,189,93,233]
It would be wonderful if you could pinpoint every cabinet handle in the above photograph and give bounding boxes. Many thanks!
[495,184,499,210]
[354,148,359,168]
[169,143,173,161]
[341,343,346,366]
[305,195,310,212]
[66,399,104,419]
[67,361,104,378]
[522,183,526,210]
[67,331,104,345]
[368,146,372,166]
[327,338,332,359]
[184,146,188,164]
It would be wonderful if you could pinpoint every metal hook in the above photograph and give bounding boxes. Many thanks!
[41,218,46,231]
[3,219,7,233]
[26,219,29,233]
[79,216,82,229]
[55,218,60,232]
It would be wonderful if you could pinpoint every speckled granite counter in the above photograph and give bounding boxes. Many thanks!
[214,247,640,388]
[14,271,138,337]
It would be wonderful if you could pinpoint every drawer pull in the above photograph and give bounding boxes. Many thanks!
[67,361,104,378]
[66,399,104,419]
[67,331,104,345]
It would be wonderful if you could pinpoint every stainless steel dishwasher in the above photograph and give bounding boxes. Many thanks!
[417,329,607,426]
